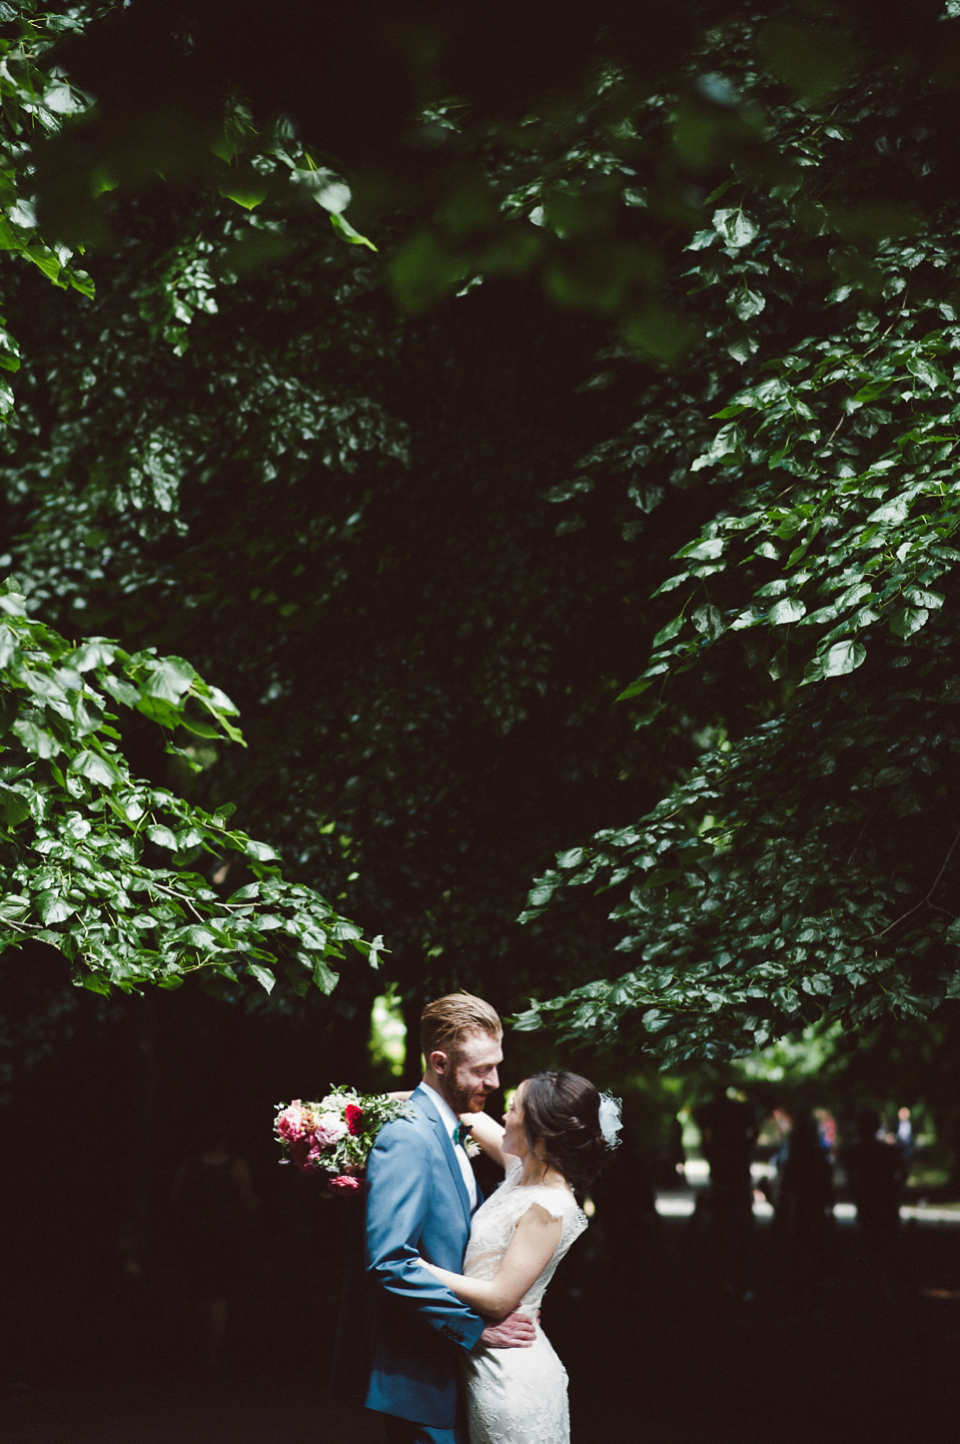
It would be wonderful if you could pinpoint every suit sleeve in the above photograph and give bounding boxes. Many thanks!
[365,1120,486,1353]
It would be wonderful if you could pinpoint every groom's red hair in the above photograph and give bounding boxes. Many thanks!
[421,992,502,1062]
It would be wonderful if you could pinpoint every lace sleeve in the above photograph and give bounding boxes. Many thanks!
[523,1185,581,1223]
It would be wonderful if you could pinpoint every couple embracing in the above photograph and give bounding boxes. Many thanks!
[334,992,618,1444]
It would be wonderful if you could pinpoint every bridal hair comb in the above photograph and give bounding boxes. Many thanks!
[597,1093,623,1150]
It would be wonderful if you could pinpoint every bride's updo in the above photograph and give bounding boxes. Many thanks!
[521,1071,607,1191]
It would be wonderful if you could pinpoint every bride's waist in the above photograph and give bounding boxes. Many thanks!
[504,1298,543,1322]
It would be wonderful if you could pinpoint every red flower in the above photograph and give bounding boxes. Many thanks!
[328,1173,363,1192]
[345,1103,364,1136]
[290,1136,321,1173]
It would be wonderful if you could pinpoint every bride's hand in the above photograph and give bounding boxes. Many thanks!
[460,1109,507,1170]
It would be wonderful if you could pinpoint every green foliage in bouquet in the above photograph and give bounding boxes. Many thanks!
[0,577,380,995]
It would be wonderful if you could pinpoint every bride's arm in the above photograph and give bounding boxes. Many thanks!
[422,1204,561,1320]
[460,1109,507,1170]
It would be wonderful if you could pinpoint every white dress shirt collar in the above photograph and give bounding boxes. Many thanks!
[421,1080,460,1138]
[421,1080,477,1208]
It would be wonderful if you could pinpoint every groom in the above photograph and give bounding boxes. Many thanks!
[361,992,535,1444]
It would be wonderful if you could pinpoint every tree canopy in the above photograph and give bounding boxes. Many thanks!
[6,1,960,1067]
[516,16,960,1060]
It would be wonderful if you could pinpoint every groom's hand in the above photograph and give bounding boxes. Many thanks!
[480,1311,536,1349]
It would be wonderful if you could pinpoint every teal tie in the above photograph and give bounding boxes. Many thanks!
[454,1122,472,1148]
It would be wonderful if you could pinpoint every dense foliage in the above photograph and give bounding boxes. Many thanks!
[518,31,960,1060]
[7,1,960,1069]
[0,576,377,994]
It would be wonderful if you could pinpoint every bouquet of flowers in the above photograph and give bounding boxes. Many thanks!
[274,1086,412,1192]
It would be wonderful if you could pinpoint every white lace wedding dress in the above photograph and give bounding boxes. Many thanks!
[461,1157,588,1444]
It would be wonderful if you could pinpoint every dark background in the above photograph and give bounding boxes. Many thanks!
[2,978,959,1444]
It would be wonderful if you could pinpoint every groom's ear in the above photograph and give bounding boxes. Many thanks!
[429,1048,450,1076]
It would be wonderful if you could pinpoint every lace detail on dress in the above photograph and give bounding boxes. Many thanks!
[461,1156,587,1444]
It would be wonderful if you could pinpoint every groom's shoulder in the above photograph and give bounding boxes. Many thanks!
[373,1090,432,1148]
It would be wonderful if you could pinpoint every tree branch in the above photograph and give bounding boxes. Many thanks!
[875,826,960,939]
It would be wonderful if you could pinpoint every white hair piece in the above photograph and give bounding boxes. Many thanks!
[598,1093,623,1150]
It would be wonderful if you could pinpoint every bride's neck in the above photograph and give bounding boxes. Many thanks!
[519,1154,565,1188]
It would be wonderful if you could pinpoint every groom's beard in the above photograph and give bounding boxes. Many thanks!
[444,1077,493,1116]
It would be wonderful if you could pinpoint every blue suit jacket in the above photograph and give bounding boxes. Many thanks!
[362,1084,486,1428]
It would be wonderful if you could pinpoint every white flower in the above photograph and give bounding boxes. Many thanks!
[314,1112,348,1146]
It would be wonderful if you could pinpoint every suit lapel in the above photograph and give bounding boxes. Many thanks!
[414,1084,473,1234]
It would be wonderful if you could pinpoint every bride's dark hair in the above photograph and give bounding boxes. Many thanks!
[520,1072,605,1191]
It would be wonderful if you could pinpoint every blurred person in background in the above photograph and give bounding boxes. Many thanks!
[695,1087,760,1304]
[842,1105,907,1304]
[895,1107,915,1170]
[775,1112,835,1314]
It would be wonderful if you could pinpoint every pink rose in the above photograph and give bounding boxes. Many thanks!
[328,1174,363,1192]
[276,1101,306,1142]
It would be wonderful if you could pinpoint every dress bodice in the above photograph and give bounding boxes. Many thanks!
[463,1156,587,1314]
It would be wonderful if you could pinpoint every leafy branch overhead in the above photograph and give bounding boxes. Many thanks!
[517,25,960,1061]
[0,579,379,995]
[14,1,960,358]
[11,1,960,1050]
[625,304,959,703]
[0,2,375,398]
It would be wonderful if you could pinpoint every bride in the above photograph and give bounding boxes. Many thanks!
[421,1070,617,1444]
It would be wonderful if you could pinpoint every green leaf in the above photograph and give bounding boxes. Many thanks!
[731,288,765,322]
[330,212,377,252]
[182,925,218,949]
[72,640,118,672]
[11,716,60,757]
[680,538,725,562]
[0,785,30,826]
[312,956,338,992]
[904,588,944,610]
[139,656,197,704]
[769,597,806,625]
[69,749,123,787]
[853,378,893,403]
[867,495,909,525]
[822,639,867,677]
[248,962,276,993]
[218,178,269,210]
[712,208,759,250]
[889,606,929,639]
[36,890,74,925]
[692,604,724,640]
[24,245,62,284]
[178,714,222,739]
[906,356,949,391]
[101,674,140,708]
[652,615,685,647]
